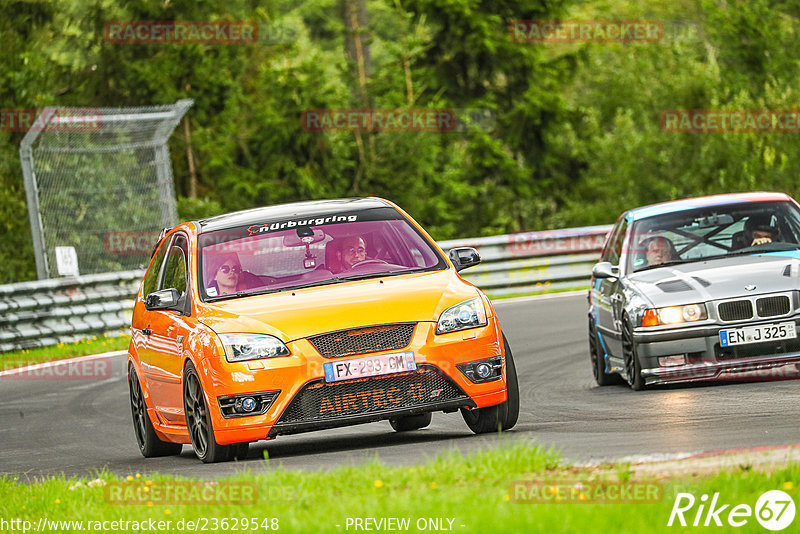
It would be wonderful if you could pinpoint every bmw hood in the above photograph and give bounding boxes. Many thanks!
[626,252,800,307]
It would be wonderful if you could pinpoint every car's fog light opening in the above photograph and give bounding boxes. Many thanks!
[457,356,502,383]
[658,355,687,367]
[218,391,280,418]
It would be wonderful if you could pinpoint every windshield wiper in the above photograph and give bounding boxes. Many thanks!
[713,244,800,259]
[206,290,252,302]
[336,270,409,281]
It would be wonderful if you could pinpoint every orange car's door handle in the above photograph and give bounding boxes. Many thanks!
[142,328,152,336]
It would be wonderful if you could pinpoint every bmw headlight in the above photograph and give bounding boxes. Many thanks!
[641,304,708,327]
[218,333,290,362]
[436,298,488,334]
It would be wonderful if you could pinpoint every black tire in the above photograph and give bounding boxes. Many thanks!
[461,333,520,433]
[589,319,624,386]
[390,412,432,432]
[461,403,503,434]
[622,319,646,391]
[128,364,183,457]
[183,361,236,463]
[499,334,519,430]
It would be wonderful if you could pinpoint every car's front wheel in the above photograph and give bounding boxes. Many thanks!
[128,364,182,457]
[389,412,432,432]
[622,319,646,391]
[183,361,248,463]
[589,319,624,386]
[461,333,520,433]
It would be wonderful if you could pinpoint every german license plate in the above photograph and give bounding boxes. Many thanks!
[323,351,416,383]
[719,322,797,347]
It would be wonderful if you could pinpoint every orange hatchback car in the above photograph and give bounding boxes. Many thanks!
[128,198,519,462]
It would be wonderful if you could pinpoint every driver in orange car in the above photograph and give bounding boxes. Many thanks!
[338,235,367,270]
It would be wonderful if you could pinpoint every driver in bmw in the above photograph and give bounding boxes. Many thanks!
[745,216,777,246]
[338,235,367,270]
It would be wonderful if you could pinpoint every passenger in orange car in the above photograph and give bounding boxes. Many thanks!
[338,235,367,270]
[208,253,245,296]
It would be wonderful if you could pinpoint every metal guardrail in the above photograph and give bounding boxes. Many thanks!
[0,271,143,353]
[439,224,612,295]
[0,225,611,352]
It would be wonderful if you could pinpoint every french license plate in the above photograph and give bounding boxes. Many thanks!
[719,322,797,347]
[323,351,416,383]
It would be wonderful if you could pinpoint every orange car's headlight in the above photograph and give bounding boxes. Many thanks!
[218,333,290,362]
[436,297,487,334]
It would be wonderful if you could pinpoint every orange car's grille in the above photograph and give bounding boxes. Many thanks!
[276,365,466,424]
[307,323,416,358]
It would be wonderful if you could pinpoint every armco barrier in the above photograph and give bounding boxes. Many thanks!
[0,271,143,353]
[439,224,612,295]
[0,225,611,352]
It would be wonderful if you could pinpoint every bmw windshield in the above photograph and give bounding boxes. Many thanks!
[198,207,447,301]
[627,200,800,273]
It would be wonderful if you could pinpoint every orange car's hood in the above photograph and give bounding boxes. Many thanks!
[196,270,482,342]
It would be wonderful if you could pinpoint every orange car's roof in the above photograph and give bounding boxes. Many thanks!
[197,197,392,233]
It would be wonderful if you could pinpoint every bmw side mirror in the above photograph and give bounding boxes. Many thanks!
[591,262,619,280]
[449,247,481,272]
[145,288,180,311]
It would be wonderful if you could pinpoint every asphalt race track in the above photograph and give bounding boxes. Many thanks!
[2,292,799,479]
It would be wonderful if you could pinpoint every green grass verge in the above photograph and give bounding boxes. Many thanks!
[0,334,130,371]
[2,443,797,533]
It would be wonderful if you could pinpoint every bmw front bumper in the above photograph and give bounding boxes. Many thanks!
[633,318,800,385]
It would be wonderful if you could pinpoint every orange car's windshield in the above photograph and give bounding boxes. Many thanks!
[198,208,446,301]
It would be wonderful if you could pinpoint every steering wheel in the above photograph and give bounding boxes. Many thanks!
[351,259,389,268]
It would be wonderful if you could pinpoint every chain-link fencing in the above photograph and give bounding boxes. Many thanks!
[20,100,193,279]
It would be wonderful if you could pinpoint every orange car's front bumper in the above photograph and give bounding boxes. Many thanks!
[197,319,508,445]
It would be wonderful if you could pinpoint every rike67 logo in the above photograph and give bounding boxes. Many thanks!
[668,490,795,531]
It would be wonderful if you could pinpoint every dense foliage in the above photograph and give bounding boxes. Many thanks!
[2,0,799,283]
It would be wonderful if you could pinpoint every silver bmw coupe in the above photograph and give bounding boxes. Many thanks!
[589,192,800,389]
